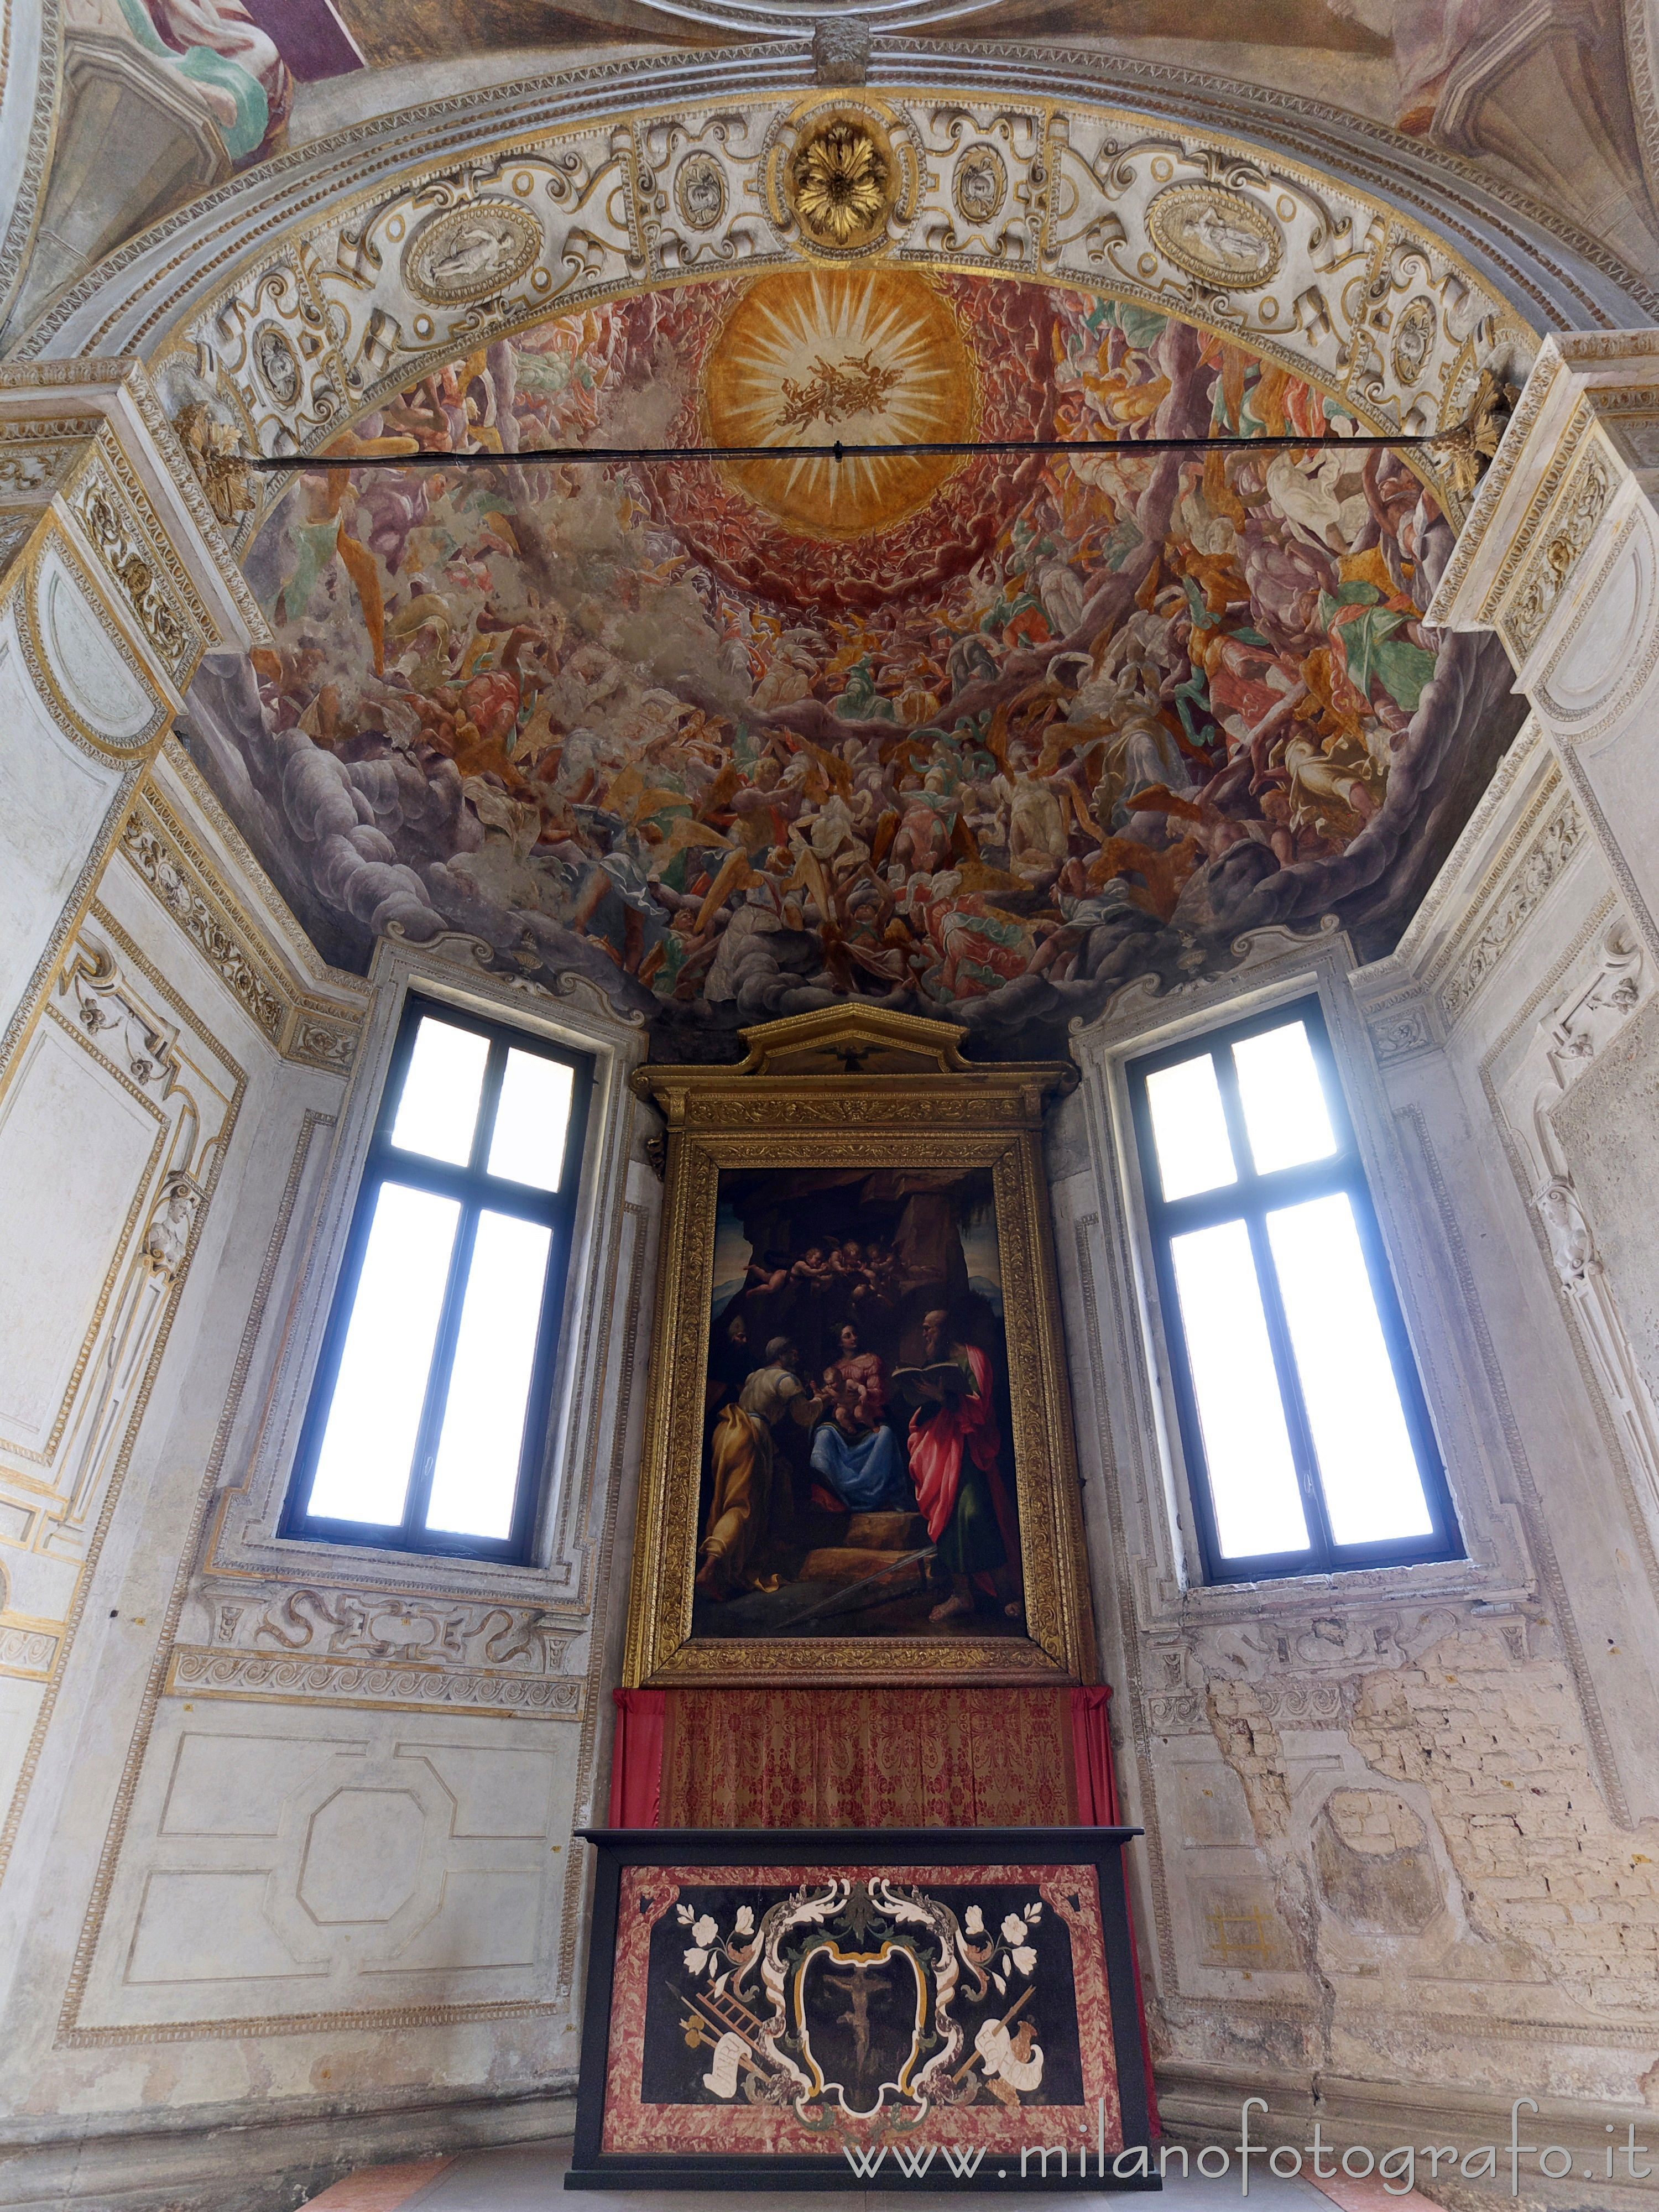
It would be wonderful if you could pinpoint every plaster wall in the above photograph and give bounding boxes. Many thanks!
[1053,716,1659,2169]
[0,744,664,2210]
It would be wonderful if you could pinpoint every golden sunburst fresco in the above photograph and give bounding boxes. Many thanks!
[702,268,978,540]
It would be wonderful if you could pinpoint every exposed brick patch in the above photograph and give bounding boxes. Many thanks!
[1206,1678,1292,1843]
[1350,1628,1659,2015]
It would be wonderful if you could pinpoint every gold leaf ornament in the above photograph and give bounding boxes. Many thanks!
[789,115,894,252]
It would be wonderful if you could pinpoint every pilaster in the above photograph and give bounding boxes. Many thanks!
[0,359,267,1086]
[1428,330,1659,952]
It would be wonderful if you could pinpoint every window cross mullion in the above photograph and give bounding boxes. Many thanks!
[400,1195,482,1543]
[282,995,596,1562]
[1241,1209,1336,1570]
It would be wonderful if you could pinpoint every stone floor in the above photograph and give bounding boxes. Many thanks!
[302,2142,1433,2212]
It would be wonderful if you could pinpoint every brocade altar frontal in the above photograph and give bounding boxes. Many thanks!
[569,1827,1154,2190]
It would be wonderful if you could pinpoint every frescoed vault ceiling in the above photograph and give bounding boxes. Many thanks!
[184,264,1525,1059]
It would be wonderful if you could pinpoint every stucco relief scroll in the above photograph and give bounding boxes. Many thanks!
[153,90,1523,522]
[1498,920,1659,1550]
[165,1580,585,1720]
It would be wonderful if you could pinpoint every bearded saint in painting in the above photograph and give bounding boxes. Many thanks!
[697,1337,826,1600]
[905,1308,1022,1622]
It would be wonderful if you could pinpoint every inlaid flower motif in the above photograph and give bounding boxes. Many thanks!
[791,119,890,247]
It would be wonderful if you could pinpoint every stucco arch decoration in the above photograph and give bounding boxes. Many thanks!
[12,49,1592,471]
[67,81,1540,540]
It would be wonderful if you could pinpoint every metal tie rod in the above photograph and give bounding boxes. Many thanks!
[247,426,1465,471]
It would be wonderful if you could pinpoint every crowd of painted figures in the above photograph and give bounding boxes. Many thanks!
[202,278,1509,1052]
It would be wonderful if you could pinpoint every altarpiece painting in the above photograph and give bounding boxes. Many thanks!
[625,1006,1094,1687]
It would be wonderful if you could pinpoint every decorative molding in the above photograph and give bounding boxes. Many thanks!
[0,0,62,331]
[1429,354,1568,625]
[1474,398,1597,627]
[1438,791,1585,1024]
[0,1618,60,1682]
[12,82,1557,536]
[1503,443,1615,658]
[157,734,369,996]
[120,810,284,1043]
[1361,998,1438,1065]
[1529,505,1657,738]
[56,936,183,1095]
[166,1645,582,1718]
[69,434,213,688]
[211,1579,577,1672]
[17,524,168,763]
[118,788,364,1070]
[23,25,1659,441]
[0,358,270,649]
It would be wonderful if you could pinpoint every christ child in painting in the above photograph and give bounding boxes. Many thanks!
[905,1308,1022,1622]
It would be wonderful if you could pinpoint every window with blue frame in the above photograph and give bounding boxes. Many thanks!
[1127,999,1460,1583]
[282,998,593,1562]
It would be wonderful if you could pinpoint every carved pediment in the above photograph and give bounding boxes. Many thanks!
[631,1005,1073,1131]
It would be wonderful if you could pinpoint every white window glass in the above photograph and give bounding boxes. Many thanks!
[1233,1019,1337,1176]
[425,1211,552,1538]
[1170,1219,1309,1556]
[1145,1055,1237,1201]
[306,1183,458,1524]
[1267,1193,1432,1544]
[488,1048,574,1191]
[390,1016,488,1165]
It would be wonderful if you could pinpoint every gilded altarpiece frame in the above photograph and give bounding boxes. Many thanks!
[625,1008,1095,1688]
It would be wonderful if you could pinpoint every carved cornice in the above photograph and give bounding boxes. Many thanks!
[635,1005,1070,1132]
[1439,789,1587,1025]
[1473,400,1598,628]
[119,788,365,1067]
[0,359,269,649]
[167,1646,583,1719]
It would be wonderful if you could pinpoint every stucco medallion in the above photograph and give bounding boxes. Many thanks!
[1145,182,1284,291]
[675,151,728,232]
[402,201,542,304]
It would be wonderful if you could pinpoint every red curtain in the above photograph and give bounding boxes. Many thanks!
[1071,1684,1160,2135]
[660,1686,1076,1828]
[607,1687,665,1828]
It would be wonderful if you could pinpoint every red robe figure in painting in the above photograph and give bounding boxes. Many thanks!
[905,1307,1022,1623]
